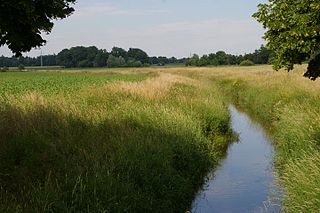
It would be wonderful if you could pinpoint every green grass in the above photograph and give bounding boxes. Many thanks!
[0,70,233,212]
[0,71,148,96]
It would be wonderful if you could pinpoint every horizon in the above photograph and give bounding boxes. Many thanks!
[0,44,267,59]
[0,0,267,58]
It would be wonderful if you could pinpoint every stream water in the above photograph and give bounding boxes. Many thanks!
[191,106,281,213]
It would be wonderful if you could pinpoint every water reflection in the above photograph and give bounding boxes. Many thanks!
[191,106,281,213]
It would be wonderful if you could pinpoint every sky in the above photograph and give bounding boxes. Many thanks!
[0,0,267,58]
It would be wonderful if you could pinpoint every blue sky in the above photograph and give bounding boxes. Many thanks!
[0,0,267,57]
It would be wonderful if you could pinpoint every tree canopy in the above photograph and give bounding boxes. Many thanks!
[56,46,105,68]
[55,46,150,68]
[127,48,149,64]
[0,0,76,56]
[185,46,273,67]
[0,45,272,68]
[0,45,188,68]
[253,0,320,80]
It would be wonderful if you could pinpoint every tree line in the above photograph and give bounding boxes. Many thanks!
[0,55,57,67]
[185,45,273,66]
[0,46,188,68]
[0,45,273,68]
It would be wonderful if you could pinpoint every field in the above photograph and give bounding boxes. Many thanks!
[1,65,320,212]
[0,69,233,212]
[0,71,149,96]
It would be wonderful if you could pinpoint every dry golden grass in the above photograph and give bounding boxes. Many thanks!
[94,72,197,100]
[153,65,319,89]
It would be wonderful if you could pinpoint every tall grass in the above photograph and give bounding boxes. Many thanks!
[0,71,232,212]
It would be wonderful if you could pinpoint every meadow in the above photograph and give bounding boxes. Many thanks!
[1,65,319,212]
[0,69,233,212]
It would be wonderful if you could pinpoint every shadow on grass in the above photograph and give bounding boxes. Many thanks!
[0,104,226,213]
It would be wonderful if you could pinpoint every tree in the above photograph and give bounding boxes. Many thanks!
[78,59,92,68]
[40,55,57,66]
[0,0,76,56]
[56,49,75,68]
[127,48,149,64]
[253,0,320,80]
[107,55,126,68]
[208,53,219,66]
[244,45,272,65]
[254,45,273,64]
[149,56,159,65]
[158,56,168,66]
[185,54,200,66]
[56,46,100,68]
[215,51,229,65]
[198,55,209,66]
[93,51,108,67]
[111,47,127,59]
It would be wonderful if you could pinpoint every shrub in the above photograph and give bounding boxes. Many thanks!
[240,59,255,66]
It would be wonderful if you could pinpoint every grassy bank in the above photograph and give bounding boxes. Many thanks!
[192,65,320,212]
[0,70,232,212]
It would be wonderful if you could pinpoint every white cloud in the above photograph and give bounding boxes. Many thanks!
[72,3,170,19]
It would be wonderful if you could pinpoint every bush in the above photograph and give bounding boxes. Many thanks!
[240,59,255,66]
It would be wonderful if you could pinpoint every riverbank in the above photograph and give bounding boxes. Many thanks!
[207,65,320,212]
[0,71,233,212]
[164,65,320,212]
[192,105,280,212]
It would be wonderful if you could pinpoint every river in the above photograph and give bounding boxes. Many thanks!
[191,105,281,213]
